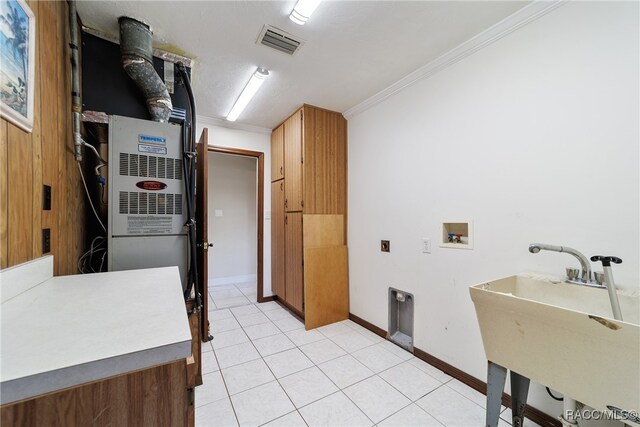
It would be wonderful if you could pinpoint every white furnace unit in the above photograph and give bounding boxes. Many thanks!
[108,115,188,286]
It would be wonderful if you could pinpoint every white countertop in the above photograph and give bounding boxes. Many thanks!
[0,259,192,405]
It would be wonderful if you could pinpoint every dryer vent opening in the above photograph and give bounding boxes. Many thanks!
[388,287,414,352]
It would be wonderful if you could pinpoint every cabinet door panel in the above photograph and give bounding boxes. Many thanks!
[271,125,284,182]
[285,212,303,312]
[271,181,285,298]
[284,110,303,212]
[303,106,347,215]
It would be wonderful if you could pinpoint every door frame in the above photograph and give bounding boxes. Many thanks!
[208,146,269,303]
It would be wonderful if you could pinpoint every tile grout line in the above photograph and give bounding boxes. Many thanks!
[229,302,307,427]
[209,305,489,427]
[245,303,311,427]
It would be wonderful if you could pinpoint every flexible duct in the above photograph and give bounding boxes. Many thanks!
[118,17,172,122]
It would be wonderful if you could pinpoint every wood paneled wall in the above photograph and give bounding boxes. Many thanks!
[0,1,86,274]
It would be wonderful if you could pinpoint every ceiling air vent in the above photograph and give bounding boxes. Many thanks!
[257,25,303,55]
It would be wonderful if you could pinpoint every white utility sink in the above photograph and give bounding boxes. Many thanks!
[470,273,640,422]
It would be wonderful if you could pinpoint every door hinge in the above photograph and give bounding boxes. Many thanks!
[301,156,303,164]
[300,112,303,121]
[197,242,213,251]
[187,388,195,406]
[301,200,304,208]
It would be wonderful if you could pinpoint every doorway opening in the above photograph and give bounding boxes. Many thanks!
[207,146,266,309]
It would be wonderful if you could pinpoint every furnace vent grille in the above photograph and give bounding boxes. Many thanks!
[257,25,303,55]
[119,191,183,216]
[119,153,182,180]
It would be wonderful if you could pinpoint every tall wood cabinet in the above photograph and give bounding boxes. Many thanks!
[270,105,348,323]
[271,180,285,298]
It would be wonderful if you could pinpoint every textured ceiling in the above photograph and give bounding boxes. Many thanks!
[76,1,529,129]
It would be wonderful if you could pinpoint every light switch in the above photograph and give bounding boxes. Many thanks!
[422,238,431,254]
[215,209,223,217]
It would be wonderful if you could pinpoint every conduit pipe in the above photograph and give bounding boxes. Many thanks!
[118,17,172,122]
[69,0,83,161]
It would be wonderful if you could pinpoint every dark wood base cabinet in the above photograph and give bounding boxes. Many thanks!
[1,360,192,427]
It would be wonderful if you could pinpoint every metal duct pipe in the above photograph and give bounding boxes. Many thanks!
[118,17,172,122]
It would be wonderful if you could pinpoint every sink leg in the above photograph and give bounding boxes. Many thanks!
[486,361,507,427]
[510,371,531,427]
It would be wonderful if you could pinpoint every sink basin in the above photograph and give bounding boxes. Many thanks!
[470,273,640,421]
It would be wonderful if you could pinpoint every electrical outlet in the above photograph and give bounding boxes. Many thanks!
[381,240,390,253]
[42,229,51,253]
[422,238,431,254]
[43,185,51,210]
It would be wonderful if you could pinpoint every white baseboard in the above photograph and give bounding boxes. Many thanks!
[211,274,257,286]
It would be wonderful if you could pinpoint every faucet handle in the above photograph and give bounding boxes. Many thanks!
[590,255,623,267]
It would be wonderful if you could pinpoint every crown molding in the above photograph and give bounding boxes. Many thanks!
[197,115,272,135]
[343,1,566,120]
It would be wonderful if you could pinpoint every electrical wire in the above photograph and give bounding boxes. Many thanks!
[78,162,106,232]
[77,236,106,273]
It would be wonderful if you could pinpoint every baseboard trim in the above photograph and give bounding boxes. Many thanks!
[258,295,275,303]
[273,295,305,320]
[349,313,386,338]
[349,313,560,427]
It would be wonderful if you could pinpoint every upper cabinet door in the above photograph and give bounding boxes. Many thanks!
[284,109,303,212]
[271,124,284,182]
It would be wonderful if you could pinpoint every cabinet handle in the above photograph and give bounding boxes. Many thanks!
[285,199,288,209]
[285,215,288,225]
[280,166,283,176]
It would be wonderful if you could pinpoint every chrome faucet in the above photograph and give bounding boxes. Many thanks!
[528,243,592,283]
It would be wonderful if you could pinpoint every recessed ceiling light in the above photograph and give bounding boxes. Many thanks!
[289,0,321,25]
[226,68,269,122]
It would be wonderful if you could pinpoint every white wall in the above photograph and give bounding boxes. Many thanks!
[197,120,273,296]
[208,152,257,283]
[347,1,638,418]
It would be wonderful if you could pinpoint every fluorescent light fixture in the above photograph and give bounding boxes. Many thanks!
[289,0,321,25]
[226,68,269,122]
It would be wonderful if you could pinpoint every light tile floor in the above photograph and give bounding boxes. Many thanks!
[196,300,542,427]
[210,282,257,309]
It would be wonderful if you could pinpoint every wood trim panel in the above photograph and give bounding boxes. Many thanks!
[303,246,349,330]
[1,360,189,427]
[186,299,202,387]
[0,0,86,274]
[7,116,33,266]
[348,313,561,427]
[0,118,8,267]
[208,146,265,303]
[302,214,344,248]
[196,130,209,340]
[30,0,42,260]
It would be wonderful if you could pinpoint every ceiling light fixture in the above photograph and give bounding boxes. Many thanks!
[226,67,270,122]
[289,0,321,25]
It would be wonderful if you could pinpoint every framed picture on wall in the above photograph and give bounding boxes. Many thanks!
[0,0,35,133]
